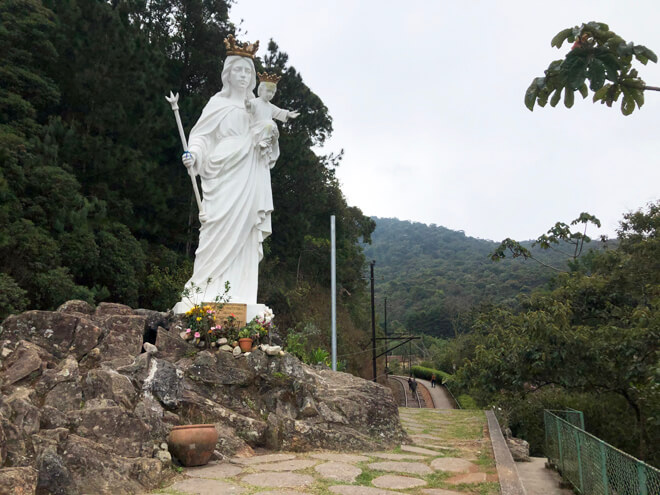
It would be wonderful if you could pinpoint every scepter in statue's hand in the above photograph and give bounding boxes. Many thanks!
[165,91,206,222]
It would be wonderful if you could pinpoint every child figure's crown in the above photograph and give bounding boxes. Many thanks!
[224,34,259,58]
[258,72,282,84]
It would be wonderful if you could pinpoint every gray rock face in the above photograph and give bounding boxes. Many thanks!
[97,315,146,360]
[56,300,95,315]
[83,369,136,410]
[1,341,44,386]
[155,326,194,361]
[0,301,408,494]
[35,451,73,495]
[147,358,183,408]
[0,312,78,359]
[0,466,38,495]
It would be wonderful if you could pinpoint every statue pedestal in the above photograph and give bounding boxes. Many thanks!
[172,300,271,325]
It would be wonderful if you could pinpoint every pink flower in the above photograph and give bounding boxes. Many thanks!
[185,328,191,333]
[194,332,201,338]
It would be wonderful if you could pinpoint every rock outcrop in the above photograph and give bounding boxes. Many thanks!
[0,301,407,494]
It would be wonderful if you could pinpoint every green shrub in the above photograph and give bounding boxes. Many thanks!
[457,394,479,409]
[411,365,452,382]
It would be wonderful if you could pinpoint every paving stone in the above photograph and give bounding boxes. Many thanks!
[253,492,312,495]
[421,489,464,494]
[367,461,433,475]
[254,459,318,471]
[329,486,401,495]
[445,472,488,484]
[370,453,428,461]
[430,457,475,473]
[240,472,315,488]
[184,462,243,478]
[170,478,245,494]
[372,474,427,489]
[231,453,297,465]
[411,434,445,441]
[401,445,443,456]
[310,453,370,463]
[314,461,362,482]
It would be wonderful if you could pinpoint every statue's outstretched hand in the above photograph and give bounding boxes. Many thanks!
[182,151,195,169]
[287,110,300,119]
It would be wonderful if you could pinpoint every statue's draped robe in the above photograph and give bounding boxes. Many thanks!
[175,94,273,310]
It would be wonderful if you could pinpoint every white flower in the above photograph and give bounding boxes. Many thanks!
[260,308,274,323]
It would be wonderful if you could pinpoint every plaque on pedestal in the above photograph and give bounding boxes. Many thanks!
[207,302,247,328]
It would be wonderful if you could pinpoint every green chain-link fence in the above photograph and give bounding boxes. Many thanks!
[544,409,660,495]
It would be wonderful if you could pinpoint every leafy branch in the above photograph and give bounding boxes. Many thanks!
[525,22,658,115]
[490,213,601,272]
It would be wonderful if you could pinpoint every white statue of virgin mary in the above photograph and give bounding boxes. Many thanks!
[173,36,273,317]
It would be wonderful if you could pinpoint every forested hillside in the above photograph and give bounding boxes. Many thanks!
[0,0,374,369]
[364,217,582,337]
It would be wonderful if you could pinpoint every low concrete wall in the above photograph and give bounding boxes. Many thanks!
[486,410,526,495]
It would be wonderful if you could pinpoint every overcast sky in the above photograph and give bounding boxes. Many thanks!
[230,1,660,241]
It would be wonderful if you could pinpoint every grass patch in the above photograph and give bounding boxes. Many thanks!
[423,471,452,487]
[354,467,387,486]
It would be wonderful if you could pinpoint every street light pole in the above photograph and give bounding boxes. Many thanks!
[370,260,376,382]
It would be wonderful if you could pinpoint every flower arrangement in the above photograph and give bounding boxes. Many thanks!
[239,308,275,344]
[184,305,219,346]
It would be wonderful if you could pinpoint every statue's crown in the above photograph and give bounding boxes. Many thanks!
[224,34,259,58]
[258,72,282,84]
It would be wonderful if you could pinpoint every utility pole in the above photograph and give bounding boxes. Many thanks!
[370,260,376,382]
[384,297,388,374]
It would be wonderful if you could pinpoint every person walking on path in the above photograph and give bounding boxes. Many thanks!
[411,377,418,394]
[408,376,413,392]
[431,374,436,388]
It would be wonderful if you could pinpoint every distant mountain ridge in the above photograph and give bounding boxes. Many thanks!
[363,217,574,337]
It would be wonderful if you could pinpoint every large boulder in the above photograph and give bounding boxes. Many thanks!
[0,301,409,493]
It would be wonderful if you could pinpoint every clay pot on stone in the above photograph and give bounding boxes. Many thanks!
[238,338,253,352]
[167,424,219,467]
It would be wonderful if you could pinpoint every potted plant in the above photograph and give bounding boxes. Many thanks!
[237,327,254,352]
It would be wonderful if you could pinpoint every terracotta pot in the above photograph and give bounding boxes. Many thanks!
[238,338,253,352]
[167,424,218,467]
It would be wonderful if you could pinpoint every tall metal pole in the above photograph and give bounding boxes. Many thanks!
[370,260,376,382]
[384,297,388,374]
[330,216,337,371]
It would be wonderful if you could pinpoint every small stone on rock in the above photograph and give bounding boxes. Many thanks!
[143,342,158,354]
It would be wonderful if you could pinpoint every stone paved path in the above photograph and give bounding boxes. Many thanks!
[414,378,456,409]
[516,457,573,495]
[152,408,499,495]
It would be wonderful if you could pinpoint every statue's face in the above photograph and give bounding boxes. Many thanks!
[229,59,253,89]
[259,83,276,101]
